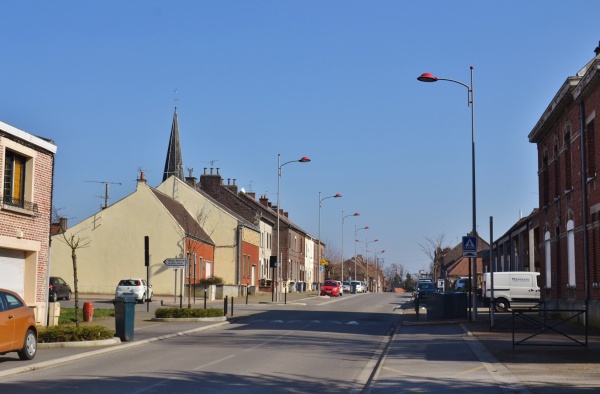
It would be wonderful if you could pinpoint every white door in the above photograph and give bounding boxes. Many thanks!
[0,248,26,297]
[251,265,256,286]
[205,262,212,278]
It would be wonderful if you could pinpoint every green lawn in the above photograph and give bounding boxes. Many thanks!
[59,308,114,325]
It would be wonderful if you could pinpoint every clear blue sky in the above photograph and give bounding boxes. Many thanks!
[2,1,599,275]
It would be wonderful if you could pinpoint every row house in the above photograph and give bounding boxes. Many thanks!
[528,43,600,325]
[50,173,216,296]
[156,175,259,287]
[490,209,539,273]
[0,120,56,325]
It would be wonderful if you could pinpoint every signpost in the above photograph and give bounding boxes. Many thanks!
[163,258,187,269]
[463,236,478,321]
[164,259,188,305]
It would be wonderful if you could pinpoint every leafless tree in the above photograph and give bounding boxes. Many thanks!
[419,233,449,281]
[53,209,90,327]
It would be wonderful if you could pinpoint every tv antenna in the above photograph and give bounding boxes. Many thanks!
[84,180,122,209]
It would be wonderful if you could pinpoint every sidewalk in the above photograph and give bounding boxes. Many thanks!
[394,297,600,393]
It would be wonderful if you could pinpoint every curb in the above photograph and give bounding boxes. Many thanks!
[0,321,230,379]
[150,316,228,322]
[39,337,121,349]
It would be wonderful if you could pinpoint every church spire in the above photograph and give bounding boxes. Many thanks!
[163,107,184,182]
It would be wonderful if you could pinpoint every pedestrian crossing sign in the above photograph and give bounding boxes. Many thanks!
[462,236,477,258]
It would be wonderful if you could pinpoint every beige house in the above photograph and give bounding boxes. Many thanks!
[50,174,214,296]
[156,175,260,285]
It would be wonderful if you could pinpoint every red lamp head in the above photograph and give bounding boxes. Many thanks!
[299,156,311,163]
[417,72,438,82]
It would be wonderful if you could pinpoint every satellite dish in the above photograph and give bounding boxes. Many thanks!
[241,187,246,193]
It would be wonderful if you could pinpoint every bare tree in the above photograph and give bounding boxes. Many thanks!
[418,233,449,281]
[53,209,90,327]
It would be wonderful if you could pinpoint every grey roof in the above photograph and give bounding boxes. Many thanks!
[163,108,184,182]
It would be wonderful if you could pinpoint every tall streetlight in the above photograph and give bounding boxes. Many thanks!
[371,249,386,292]
[354,225,368,281]
[341,211,360,281]
[418,66,477,320]
[357,238,378,291]
[317,192,342,291]
[276,154,310,302]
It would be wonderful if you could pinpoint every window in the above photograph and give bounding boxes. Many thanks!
[586,119,596,177]
[553,145,560,199]
[544,231,551,288]
[564,128,572,190]
[542,153,549,207]
[567,220,575,287]
[3,150,26,207]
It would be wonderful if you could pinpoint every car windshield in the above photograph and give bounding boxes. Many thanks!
[419,283,434,289]
[343,281,350,286]
[324,281,338,286]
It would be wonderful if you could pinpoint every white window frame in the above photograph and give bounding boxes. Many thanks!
[567,220,576,287]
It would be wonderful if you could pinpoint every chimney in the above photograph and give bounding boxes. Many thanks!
[200,167,222,192]
[185,168,196,187]
[259,195,269,207]
[224,178,238,194]
[59,217,68,233]
[247,192,256,200]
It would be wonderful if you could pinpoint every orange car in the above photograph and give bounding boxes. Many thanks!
[320,280,342,297]
[0,288,37,360]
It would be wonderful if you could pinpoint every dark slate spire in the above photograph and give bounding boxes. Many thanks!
[163,107,184,182]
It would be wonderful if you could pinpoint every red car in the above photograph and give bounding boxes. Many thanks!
[320,280,342,297]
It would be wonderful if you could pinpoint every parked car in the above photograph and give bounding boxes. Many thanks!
[336,281,343,294]
[49,276,72,302]
[0,289,37,360]
[455,277,469,291]
[320,280,342,297]
[115,278,153,303]
[414,281,436,300]
[342,281,351,293]
[350,280,364,293]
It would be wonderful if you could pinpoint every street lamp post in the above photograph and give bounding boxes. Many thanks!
[317,192,342,291]
[418,66,477,320]
[358,238,378,291]
[354,225,368,281]
[372,250,385,292]
[276,154,310,302]
[342,211,360,281]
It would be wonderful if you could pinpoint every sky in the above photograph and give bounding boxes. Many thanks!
[2,1,599,275]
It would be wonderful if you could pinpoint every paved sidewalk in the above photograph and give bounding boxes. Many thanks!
[394,297,600,393]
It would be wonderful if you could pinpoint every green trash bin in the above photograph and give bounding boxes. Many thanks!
[113,296,136,342]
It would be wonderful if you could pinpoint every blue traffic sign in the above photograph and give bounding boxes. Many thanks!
[462,236,477,258]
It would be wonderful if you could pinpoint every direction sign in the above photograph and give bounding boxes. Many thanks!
[163,258,187,269]
[462,236,478,258]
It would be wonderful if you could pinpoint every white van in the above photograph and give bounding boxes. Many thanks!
[482,271,540,312]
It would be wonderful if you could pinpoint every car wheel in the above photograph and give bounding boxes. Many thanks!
[50,292,57,302]
[147,292,152,302]
[66,291,71,300]
[140,294,146,304]
[495,298,509,312]
[18,329,37,360]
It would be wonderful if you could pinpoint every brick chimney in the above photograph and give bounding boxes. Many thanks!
[200,167,222,193]
[246,192,256,200]
[224,178,238,194]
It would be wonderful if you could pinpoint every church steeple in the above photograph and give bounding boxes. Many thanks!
[163,107,184,182]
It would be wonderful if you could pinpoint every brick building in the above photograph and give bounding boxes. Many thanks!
[0,119,57,325]
[528,43,600,325]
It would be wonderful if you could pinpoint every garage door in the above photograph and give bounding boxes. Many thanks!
[0,248,25,297]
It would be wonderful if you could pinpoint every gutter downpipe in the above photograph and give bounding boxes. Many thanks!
[579,100,590,327]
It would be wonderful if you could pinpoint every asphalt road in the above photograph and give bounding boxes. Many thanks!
[1,293,399,393]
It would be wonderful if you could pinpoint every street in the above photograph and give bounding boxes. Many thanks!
[3,292,596,393]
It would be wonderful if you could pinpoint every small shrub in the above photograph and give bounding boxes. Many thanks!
[38,325,115,343]
[198,277,224,286]
[155,307,224,318]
